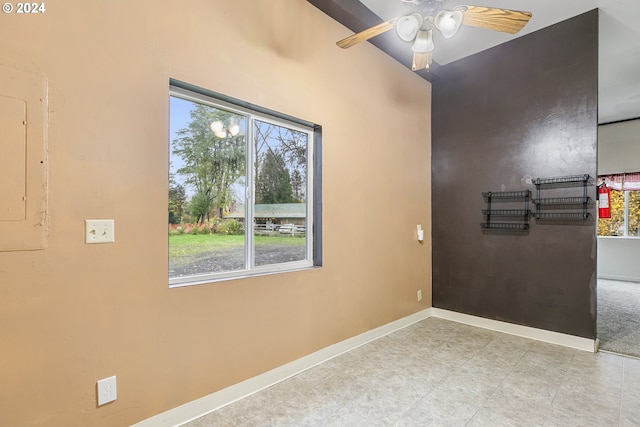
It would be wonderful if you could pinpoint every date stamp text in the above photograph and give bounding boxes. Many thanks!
[3,2,46,14]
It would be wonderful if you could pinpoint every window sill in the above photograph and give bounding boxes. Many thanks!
[597,236,640,240]
[169,264,318,289]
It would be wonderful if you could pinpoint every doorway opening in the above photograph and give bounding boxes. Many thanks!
[596,120,640,357]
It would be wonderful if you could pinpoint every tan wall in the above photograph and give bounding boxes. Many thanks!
[0,1,432,425]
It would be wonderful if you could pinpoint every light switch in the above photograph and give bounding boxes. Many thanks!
[85,219,115,244]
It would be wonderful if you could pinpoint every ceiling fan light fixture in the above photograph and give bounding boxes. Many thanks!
[434,9,463,39]
[210,120,224,133]
[396,13,423,42]
[412,29,434,53]
[228,118,240,137]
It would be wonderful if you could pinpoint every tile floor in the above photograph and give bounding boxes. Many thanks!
[183,318,640,426]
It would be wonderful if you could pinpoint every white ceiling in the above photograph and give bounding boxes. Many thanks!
[359,0,640,124]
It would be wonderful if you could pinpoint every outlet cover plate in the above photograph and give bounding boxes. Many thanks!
[97,375,117,406]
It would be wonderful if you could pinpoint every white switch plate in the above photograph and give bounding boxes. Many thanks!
[97,376,117,406]
[85,219,115,244]
[417,290,423,301]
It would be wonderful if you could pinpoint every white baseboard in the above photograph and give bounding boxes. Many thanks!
[430,308,596,352]
[132,307,596,427]
[597,274,640,283]
[131,309,433,427]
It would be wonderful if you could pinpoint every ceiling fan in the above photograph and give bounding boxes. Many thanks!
[336,0,532,71]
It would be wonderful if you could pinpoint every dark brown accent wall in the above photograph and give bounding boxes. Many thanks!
[432,10,598,339]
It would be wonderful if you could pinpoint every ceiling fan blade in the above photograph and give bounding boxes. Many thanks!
[462,5,532,34]
[336,19,397,49]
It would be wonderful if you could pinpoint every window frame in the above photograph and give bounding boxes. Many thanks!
[623,190,640,237]
[597,183,640,239]
[169,80,322,287]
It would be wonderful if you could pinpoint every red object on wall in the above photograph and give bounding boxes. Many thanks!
[598,183,611,219]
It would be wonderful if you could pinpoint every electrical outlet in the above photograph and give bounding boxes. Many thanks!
[97,376,117,406]
[85,219,115,244]
[417,290,423,301]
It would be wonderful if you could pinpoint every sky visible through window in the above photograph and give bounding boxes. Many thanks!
[170,96,247,201]
[169,96,192,194]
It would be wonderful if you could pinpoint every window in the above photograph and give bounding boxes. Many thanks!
[597,172,640,237]
[168,81,321,286]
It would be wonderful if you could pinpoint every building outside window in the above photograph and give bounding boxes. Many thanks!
[168,82,319,286]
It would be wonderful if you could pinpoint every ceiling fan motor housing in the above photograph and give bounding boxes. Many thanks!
[403,0,448,15]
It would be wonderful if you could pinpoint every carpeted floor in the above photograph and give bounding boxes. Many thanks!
[597,279,640,358]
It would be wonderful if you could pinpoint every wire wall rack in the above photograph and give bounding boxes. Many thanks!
[532,175,592,222]
[532,174,591,187]
[481,190,531,231]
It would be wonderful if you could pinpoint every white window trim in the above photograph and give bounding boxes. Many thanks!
[624,190,629,237]
[622,190,640,238]
[169,86,315,287]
